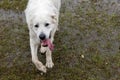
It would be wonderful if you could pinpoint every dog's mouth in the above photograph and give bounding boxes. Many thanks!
[41,39,54,51]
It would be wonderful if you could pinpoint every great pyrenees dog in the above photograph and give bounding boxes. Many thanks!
[25,0,61,73]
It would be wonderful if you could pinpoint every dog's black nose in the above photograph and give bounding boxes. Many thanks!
[39,33,46,40]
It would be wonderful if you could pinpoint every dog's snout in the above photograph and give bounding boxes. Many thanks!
[39,33,46,40]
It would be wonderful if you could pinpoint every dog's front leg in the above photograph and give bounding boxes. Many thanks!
[45,30,57,68]
[40,45,47,54]
[46,47,54,68]
[30,39,47,73]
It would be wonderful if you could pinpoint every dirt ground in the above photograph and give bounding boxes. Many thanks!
[0,0,120,80]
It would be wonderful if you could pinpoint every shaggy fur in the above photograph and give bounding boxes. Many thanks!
[25,0,61,73]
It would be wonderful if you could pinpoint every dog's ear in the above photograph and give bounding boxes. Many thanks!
[51,15,57,24]
[51,15,55,19]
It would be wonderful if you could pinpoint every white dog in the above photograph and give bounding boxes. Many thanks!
[25,0,61,73]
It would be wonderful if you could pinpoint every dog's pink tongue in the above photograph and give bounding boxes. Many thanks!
[42,39,54,51]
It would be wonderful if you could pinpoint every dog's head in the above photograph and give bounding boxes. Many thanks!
[31,12,57,41]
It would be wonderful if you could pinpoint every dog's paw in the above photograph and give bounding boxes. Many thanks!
[40,47,47,54]
[46,61,54,68]
[35,61,47,73]
[40,65,47,73]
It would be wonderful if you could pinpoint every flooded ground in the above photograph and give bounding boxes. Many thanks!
[0,0,120,80]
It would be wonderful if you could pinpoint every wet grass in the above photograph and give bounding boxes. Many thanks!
[0,0,120,80]
[0,0,27,11]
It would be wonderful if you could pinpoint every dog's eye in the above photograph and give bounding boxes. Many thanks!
[35,24,39,28]
[45,23,50,27]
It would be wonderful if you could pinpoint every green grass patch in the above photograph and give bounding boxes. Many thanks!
[0,0,28,11]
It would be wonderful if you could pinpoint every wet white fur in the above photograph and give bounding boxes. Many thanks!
[25,0,61,73]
